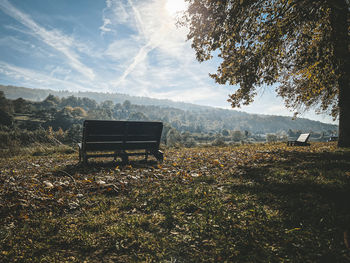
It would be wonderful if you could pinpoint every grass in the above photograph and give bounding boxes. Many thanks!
[0,143,75,158]
[0,142,350,262]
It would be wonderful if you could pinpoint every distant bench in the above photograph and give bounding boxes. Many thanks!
[78,120,164,164]
[287,133,311,146]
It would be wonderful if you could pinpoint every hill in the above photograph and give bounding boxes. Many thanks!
[0,84,338,136]
[0,84,209,111]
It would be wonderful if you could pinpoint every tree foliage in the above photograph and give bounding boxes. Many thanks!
[183,0,350,146]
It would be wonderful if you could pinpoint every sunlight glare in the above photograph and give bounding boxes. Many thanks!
[165,0,187,16]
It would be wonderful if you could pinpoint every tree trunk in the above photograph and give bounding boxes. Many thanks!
[331,0,350,147]
[338,84,350,148]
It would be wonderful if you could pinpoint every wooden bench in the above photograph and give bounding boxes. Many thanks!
[287,133,311,146]
[78,120,164,164]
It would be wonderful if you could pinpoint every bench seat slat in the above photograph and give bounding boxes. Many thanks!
[85,140,158,144]
[85,144,158,151]
[86,136,159,142]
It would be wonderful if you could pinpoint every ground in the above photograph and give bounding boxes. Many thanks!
[0,142,350,262]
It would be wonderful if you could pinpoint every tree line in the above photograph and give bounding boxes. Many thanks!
[0,91,337,150]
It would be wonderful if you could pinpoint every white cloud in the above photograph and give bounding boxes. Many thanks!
[112,43,155,86]
[128,0,190,57]
[106,0,196,89]
[0,0,95,80]
[0,61,85,90]
[99,18,112,35]
[106,0,112,8]
[99,0,130,36]
[0,36,33,53]
[148,87,225,104]
[104,37,140,61]
[49,66,72,78]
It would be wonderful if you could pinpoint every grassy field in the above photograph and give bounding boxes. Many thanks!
[0,142,350,262]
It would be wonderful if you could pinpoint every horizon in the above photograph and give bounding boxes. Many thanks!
[0,0,337,124]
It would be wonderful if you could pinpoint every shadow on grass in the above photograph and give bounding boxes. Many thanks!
[55,156,160,176]
[225,149,350,261]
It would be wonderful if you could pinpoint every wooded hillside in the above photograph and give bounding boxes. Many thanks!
[0,85,338,138]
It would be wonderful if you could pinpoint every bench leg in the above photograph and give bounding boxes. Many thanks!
[78,143,83,163]
[121,152,128,165]
[287,141,296,146]
[82,152,88,164]
[153,150,164,163]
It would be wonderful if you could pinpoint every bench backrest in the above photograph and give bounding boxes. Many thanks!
[82,120,163,151]
[296,133,310,143]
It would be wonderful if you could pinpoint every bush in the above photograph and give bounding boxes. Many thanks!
[166,129,182,147]
[65,124,82,144]
[212,137,226,146]
[266,134,278,142]
[0,127,66,150]
[0,131,11,148]
[183,137,197,148]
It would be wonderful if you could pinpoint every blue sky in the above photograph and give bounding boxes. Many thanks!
[0,0,336,124]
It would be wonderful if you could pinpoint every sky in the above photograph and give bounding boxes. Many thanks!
[0,0,336,124]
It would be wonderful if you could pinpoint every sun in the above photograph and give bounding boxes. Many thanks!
[165,0,187,16]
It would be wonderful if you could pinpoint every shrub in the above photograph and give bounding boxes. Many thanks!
[212,137,226,146]
[183,137,197,148]
[266,133,278,142]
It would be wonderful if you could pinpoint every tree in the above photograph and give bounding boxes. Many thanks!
[212,136,226,146]
[47,107,76,130]
[266,133,278,142]
[82,97,97,111]
[183,0,349,147]
[123,100,132,110]
[222,129,230,136]
[60,96,80,108]
[231,130,243,142]
[0,91,14,114]
[128,112,149,121]
[0,109,13,127]
[101,100,114,110]
[71,107,87,118]
[42,94,60,108]
[66,124,82,144]
[13,98,30,113]
[166,129,182,147]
